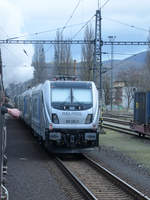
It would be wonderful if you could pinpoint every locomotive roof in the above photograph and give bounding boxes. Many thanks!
[50,81,93,88]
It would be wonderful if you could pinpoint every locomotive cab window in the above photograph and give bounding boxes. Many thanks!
[72,88,92,104]
[51,82,93,110]
[52,88,71,103]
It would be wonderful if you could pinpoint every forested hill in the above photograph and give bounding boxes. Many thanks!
[103,51,148,76]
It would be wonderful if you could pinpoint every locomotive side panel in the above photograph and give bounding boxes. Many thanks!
[23,90,32,126]
[31,92,41,135]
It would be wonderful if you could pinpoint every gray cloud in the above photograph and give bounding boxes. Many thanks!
[0,0,34,87]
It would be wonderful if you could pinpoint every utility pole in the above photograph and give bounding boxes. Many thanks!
[93,8,103,105]
[0,49,3,81]
[0,49,2,75]
[108,36,116,111]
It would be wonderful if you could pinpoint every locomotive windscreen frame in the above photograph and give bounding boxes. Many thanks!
[51,82,93,111]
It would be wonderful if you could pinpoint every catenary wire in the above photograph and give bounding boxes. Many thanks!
[0,28,29,60]
[6,0,82,40]
[101,0,111,9]
[6,22,88,40]
[44,15,95,53]
[0,26,9,38]
[44,0,87,56]
[72,15,95,39]
[61,0,82,34]
[102,52,137,56]
[104,17,149,32]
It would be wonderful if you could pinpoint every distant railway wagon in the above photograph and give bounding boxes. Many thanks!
[16,78,100,153]
[130,91,150,136]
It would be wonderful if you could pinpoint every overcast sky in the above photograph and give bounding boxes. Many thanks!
[1,0,150,86]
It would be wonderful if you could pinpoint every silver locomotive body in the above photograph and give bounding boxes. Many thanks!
[19,80,100,153]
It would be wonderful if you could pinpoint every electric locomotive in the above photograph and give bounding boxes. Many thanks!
[18,77,100,153]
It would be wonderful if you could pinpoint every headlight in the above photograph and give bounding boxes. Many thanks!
[52,113,59,124]
[85,114,93,124]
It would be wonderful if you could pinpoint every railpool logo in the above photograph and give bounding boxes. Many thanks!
[62,111,82,116]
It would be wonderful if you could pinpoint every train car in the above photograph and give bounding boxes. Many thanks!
[130,91,150,136]
[22,88,33,126]
[17,79,100,153]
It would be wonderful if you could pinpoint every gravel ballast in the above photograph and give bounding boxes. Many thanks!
[87,129,150,198]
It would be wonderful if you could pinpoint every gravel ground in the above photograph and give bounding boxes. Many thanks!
[6,118,69,200]
[87,131,150,198]
[5,118,150,199]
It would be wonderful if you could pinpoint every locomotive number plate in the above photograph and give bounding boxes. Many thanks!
[85,133,96,140]
[66,119,79,124]
[49,132,61,140]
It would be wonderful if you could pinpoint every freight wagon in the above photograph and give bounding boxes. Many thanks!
[130,91,150,136]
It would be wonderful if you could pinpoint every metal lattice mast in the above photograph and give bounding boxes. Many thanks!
[93,9,103,102]
[0,49,2,80]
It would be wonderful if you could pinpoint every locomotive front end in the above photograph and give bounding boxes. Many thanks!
[46,81,100,153]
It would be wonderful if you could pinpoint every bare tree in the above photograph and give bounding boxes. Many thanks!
[116,68,140,109]
[123,86,134,110]
[32,44,46,85]
[81,24,94,81]
[54,30,72,76]
[103,73,111,105]
[114,87,122,107]
[117,68,141,87]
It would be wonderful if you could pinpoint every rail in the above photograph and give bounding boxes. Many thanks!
[55,155,150,200]
[84,154,150,200]
[55,157,97,200]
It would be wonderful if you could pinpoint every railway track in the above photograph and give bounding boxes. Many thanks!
[102,117,142,137]
[103,113,133,120]
[103,122,140,136]
[55,154,149,200]
[103,117,130,126]
[102,116,150,139]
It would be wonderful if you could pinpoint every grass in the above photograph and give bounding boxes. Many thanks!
[100,130,150,170]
